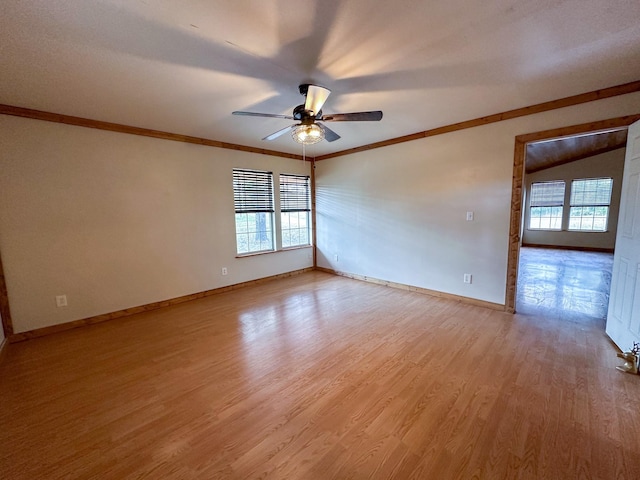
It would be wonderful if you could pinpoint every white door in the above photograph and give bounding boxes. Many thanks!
[606,119,640,350]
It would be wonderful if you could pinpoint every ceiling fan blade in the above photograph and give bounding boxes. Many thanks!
[318,123,341,142]
[233,111,294,120]
[262,124,296,141]
[304,85,331,116]
[321,111,383,122]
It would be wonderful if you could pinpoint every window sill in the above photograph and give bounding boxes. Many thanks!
[236,245,312,258]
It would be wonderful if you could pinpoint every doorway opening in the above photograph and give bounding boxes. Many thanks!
[505,115,640,314]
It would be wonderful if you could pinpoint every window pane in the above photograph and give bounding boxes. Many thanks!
[299,228,309,244]
[529,182,564,231]
[529,205,562,230]
[568,206,609,232]
[235,213,248,233]
[594,206,608,216]
[281,211,311,248]
[570,207,583,229]
[529,216,541,229]
[568,178,612,232]
[593,217,607,231]
[539,217,549,229]
[233,169,275,254]
[280,174,311,248]
[282,230,291,247]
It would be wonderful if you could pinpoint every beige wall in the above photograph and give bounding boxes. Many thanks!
[2,92,640,334]
[0,116,312,333]
[522,149,626,249]
[315,92,640,306]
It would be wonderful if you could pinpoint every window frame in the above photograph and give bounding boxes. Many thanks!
[568,177,613,232]
[279,174,311,249]
[528,180,566,231]
[232,169,275,255]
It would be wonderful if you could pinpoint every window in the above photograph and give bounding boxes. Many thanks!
[233,169,274,254]
[280,174,311,248]
[569,177,613,232]
[529,181,565,230]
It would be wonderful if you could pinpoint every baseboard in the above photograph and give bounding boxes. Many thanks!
[9,267,314,343]
[9,265,503,342]
[521,243,614,254]
[315,267,505,311]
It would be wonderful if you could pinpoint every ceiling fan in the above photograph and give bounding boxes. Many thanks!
[232,84,383,145]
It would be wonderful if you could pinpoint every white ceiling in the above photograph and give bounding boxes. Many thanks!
[1,0,639,156]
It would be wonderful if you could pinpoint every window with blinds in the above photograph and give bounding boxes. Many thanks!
[233,169,275,254]
[569,178,613,232]
[280,174,311,248]
[528,181,565,230]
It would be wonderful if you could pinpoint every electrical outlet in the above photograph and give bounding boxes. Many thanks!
[463,274,472,284]
[221,267,228,276]
[466,211,474,221]
[56,295,68,307]
[334,254,339,262]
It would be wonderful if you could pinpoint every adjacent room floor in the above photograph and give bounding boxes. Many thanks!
[516,246,614,322]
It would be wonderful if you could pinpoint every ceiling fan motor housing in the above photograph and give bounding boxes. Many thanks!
[293,104,319,124]
[298,84,311,96]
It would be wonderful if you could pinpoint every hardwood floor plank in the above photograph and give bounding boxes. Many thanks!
[2,269,640,479]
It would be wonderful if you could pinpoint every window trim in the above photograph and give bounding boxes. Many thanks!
[528,180,566,231]
[279,173,311,249]
[567,177,613,232]
[233,169,275,255]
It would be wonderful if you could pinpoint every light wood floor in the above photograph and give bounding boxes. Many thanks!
[1,270,639,479]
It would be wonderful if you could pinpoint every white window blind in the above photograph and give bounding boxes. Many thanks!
[280,174,311,248]
[528,181,565,230]
[569,178,613,232]
[530,181,565,207]
[233,169,275,254]
[570,178,613,207]
[280,174,310,213]
[233,169,274,213]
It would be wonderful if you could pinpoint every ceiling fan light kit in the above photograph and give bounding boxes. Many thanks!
[292,123,325,145]
[232,84,383,145]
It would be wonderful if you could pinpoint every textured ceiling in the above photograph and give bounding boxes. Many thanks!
[1,0,640,156]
